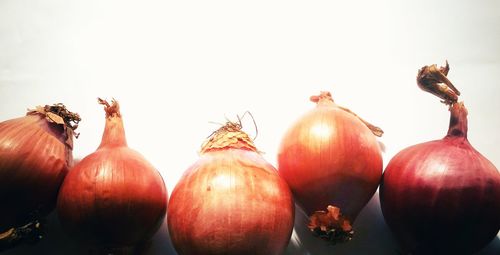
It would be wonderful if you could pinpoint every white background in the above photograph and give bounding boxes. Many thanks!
[1,0,499,254]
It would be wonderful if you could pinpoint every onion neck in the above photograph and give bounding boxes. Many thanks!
[201,122,257,153]
[310,91,384,137]
[97,98,127,149]
[310,91,336,107]
[27,103,81,148]
[99,116,127,148]
[27,103,81,132]
[446,102,468,139]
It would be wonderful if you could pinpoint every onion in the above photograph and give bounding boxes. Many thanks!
[57,99,167,252]
[277,91,383,243]
[380,62,500,254]
[0,104,79,250]
[167,120,294,255]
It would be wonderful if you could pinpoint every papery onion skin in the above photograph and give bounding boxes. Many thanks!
[167,123,294,255]
[380,102,500,255]
[57,99,167,248]
[277,92,382,233]
[0,105,78,233]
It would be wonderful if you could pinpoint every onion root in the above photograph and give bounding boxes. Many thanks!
[307,205,354,244]
[0,220,44,251]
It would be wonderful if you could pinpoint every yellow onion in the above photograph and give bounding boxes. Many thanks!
[0,104,79,249]
[278,91,383,243]
[168,121,294,255]
[57,99,167,252]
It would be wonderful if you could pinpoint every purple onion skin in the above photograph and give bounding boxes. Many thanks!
[380,103,500,255]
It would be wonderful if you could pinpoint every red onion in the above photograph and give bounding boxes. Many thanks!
[278,91,383,243]
[380,63,500,254]
[167,120,294,255]
[0,104,79,249]
[57,99,167,251]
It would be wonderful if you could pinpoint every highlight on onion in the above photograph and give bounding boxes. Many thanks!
[167,116,295,255]
[0,104,80,250]
[56,98,167,253]
[380,62,500,254]
[277,91,383,244]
